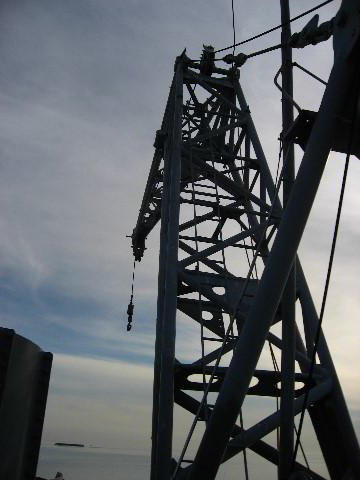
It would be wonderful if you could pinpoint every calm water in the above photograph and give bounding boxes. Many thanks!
[37,444,329,479]
[37,445,151,480]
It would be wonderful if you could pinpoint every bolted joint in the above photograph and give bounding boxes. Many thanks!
[223,52,247,68]
[289,14,333,49]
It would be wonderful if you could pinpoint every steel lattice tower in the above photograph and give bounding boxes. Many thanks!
[131,1,360,478]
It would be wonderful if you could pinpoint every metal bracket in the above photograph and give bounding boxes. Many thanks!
[289,14,333,49]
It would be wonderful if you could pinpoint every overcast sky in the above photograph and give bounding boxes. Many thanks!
[1,0,359,477]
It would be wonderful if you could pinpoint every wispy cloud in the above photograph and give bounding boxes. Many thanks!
[1,0,357,464]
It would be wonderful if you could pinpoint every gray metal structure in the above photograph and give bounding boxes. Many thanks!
[131,1,360,478]
[0,328,53,480]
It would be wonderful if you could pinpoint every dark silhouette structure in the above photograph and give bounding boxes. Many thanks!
[0,328,52,480]
[132,1,360,478]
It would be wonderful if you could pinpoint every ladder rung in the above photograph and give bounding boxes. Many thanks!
[183,189,235,201]
[203,336,237,342]
[178,235,219,244]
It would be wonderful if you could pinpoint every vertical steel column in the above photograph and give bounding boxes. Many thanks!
[150,168,167,480]
[154,64,183,480]
[278,1,296,478]
[150,113,173,480]
[188,34,357,480]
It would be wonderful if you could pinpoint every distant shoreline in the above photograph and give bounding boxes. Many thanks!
[54,442,84,447]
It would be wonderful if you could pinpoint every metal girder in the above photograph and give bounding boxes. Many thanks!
[132,2,360,478]
[174,389,326,480]
[279,1,296,477]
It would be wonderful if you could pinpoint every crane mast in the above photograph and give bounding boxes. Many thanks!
[131,0,360,478]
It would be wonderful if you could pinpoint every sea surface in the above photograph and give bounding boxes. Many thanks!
[37,445,151,480]
[37,444,329,479]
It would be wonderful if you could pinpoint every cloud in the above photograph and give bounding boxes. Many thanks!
[42,353,154,451]
[1,0,358,470]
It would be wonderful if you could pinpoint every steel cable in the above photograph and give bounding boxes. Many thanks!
[291,74,360,472]
[231,0,236,56]
[172,127,292,480]
[269,341,311,470]
[172,100,234,479]
[214,0,334,54]
[126,259,136,331]
[186,103,210,424]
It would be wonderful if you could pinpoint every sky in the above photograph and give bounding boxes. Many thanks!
[0,0,359,477]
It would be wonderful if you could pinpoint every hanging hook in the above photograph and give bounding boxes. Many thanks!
[126,259,136,332]
[127,297,134,331]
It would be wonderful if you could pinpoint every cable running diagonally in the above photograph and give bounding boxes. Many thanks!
[206,104,251,479]
[173,135,293,480]
[269,341,310,470]
[186,103,210,423]
[173,104,235,479]
[214,0,334,53]
[291,78,359,470]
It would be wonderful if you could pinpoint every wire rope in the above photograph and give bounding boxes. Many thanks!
[245,43,283,59]
[291,76,360,472]
[214,0,334,54]
[126,259,136,331]
[274,140,283,197]
[188,102,208,422]
[270,136,313,471]
[230,109,250,480]
[172,101,234,479]
[225,117,251,479]
[186,102,210,424]
[239,407,250,480]
[231,0,236,56]
[269,341,280,448]
[172,119,292,480]
[269,340,310,470]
